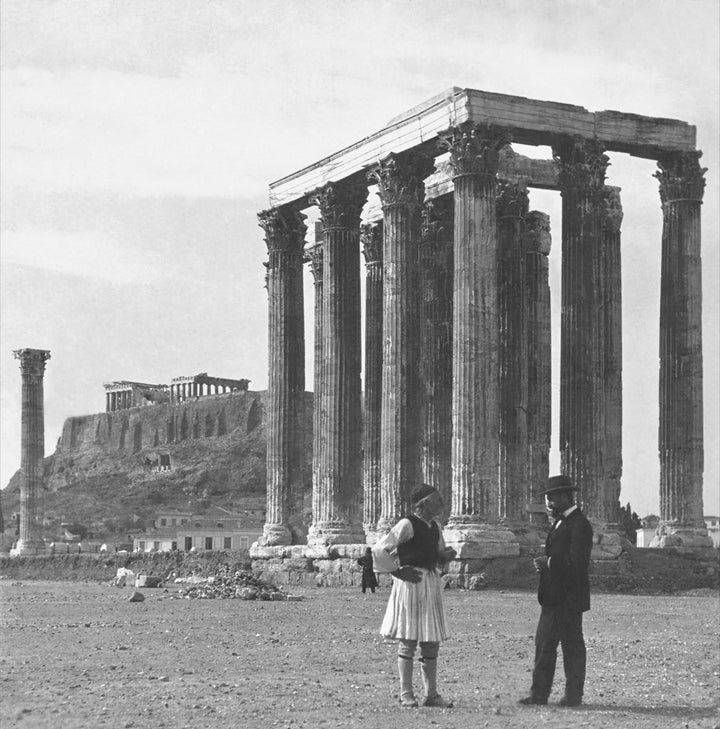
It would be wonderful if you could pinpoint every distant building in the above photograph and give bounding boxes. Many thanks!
[133,505,264,553]
[636,515,719,548]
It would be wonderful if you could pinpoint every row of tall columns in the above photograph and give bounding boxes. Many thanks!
[170,382,237,401]
[106,390,132,411]
[257,124,709,551]
[11,349,51,555]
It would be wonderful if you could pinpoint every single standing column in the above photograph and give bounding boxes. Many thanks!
[105,392,111,412]
[12,348,51,556]
[602,187,624,524]
[554,136,612,522]
[305,241,324,534]
[418,195,454,508]
[369,152,435,530]
[256,205,307,547]
[307,178,367,546]
[361,222,383,542]
[652,151,711,548]
[524,211,552,525]
[497,181,530,522]
[441,123,518,557]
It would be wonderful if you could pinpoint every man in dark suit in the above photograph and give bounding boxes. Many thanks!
[519,475,594,707]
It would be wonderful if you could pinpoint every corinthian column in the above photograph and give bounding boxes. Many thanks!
[419,195,453,507]
[652,151,711,548]
[441,123,518,557]
[524,211,552,525]
[256,206,306,547]
[602,187,623,523]
[307,178,367,546]
[361,222,383,542]
[554,136,614,523]
[497,181,530,522]
[305,242,323,505]
[12,348,51,556]
[368,152,435,530]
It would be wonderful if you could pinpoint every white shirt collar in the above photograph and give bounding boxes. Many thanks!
[562,505,578,518]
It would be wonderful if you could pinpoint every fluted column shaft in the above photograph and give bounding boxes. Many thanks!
[257,205,306,546]
[307,179,367,546]
[555,137,612,522]
[305,243,324,504]
[361,222,383,541]
[654,151,708,542]
[602,187,624,521]
[497,182,530,521]
[12,348,51,554]
[369,153,434,529]
[524,212,553,525]
[418,195,454,508]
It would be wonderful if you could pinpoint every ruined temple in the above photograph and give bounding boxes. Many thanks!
[255,86,711,564]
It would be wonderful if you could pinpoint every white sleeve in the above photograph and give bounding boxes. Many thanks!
[371,518,415,572]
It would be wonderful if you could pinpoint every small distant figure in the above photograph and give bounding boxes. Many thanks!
[357,547,378,594]
[99,543,108,553]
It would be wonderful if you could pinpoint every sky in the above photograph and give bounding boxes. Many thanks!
[1,0,718,518]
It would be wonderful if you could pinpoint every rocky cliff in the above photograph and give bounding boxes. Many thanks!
[2,391,313,536]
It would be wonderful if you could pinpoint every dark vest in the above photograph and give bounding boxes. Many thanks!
[397,514,440,570]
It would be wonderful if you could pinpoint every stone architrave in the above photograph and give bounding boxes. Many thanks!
[652,151,711,548]
[554,136,615,523]
[419,195,454,508]
[440,123,518,557]
[524,211,552,525]
[305,242,324,505]
[361,222,383,543]
[12,348,51,556]
[306,178,367,547]
[256,206,306,547]
[602,187,624,525]
[368,152,435,531]
[497,181,530,522]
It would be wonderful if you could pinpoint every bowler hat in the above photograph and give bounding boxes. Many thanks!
[540,475,580,496]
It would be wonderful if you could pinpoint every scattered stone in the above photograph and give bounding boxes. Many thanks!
[128,591,145,602]
[174,566,291,601]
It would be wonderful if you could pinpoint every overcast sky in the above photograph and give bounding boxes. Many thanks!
[1,0,718,517]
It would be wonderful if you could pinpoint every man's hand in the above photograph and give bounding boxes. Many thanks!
[533,556,549,573]
[442,547,457,563]
[392,566,423,583]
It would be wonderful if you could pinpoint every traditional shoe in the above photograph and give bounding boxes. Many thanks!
[558,695,582,707]
[422,694,454,708]
[400,693,418,708]
[518,695,548,705]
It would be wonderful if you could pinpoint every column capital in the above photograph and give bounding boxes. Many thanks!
[420,194,453,242]
[440,123,511,178]
[602,186,624,233]
[304,242,323,283]
[361,222,383,264]
[655,150,707,204]
[309,178,367,230]
[258,205,307,255]
[553,136,609,192]
[524,211,552,256]
[496,181,529,219]
[13,349,51,377]
[367,152,435,208]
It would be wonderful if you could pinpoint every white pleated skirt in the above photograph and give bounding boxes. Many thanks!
[379,568,449,643]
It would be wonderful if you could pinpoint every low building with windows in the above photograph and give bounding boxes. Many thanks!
[133,505,264,553]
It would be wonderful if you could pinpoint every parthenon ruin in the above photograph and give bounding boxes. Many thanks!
[256,87,711,556]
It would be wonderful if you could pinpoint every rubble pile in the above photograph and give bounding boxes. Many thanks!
[172,566,291,601]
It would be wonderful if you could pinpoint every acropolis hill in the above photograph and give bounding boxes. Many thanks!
[2,387,313,536]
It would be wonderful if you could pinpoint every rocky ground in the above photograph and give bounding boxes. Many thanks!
[0,580,718,729]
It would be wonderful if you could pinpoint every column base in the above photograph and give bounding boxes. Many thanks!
[253,524,293,549]
[306,522,366,548]
[649,523,713,549]
[362,524,389,546]
[10,539,45,557]
[443,520,519,558]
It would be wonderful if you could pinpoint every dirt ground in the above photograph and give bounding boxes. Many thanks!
[1,580,718,729]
